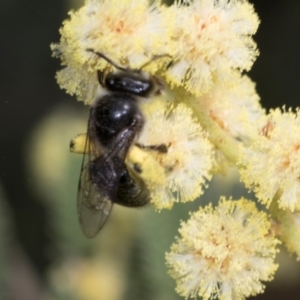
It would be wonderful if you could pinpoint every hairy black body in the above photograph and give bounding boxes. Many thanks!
[77,50,164,238]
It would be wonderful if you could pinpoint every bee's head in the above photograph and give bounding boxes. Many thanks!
[87,49,170,97]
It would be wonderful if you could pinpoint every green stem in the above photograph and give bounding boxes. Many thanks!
[182,91,300,258]
[269,198,300,260]
[183,94,241,164]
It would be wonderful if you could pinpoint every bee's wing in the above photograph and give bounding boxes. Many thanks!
[77,131,113,239]
[77,113,139,238]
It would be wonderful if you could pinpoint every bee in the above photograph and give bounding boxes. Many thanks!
[76,49,168,238]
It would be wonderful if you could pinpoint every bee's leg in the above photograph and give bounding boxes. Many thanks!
[135,142,168,154]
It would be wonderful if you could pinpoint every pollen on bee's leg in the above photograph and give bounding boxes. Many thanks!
[70,133,88,154]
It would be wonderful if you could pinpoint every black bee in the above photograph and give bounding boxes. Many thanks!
[77,49,167,238]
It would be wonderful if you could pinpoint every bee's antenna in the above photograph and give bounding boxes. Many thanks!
[86,48,128,72]
[138,54,173,71]
[87,48,173,73]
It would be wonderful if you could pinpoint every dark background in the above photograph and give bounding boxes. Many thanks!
[1,0,300,299]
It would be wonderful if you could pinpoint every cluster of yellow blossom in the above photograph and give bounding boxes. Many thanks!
[52,0,259,103]
[239,108,300,211]
[162,0,259,95]
[52,0,300,299]
[166,198,279,300]
[130,98,214,210]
